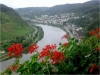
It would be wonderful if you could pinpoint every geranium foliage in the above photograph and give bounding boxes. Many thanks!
[1,28,100,75]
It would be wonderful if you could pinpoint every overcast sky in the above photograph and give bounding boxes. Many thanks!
[0,0,91,8]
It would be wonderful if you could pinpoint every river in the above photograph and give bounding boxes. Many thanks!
[0,24,68,71]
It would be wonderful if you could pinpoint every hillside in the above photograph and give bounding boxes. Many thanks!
[16,0,99,16]
[0,4,31,40]
[65,0,99,36]
[0,4,44,54]
[16,7,49,19]
[44,0,99,15]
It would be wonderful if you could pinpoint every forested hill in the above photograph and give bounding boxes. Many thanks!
[16,0,99,16]
[16,7,49,13]
[0,4,29,40]
[44,0,99,15]
[16,7,49,18]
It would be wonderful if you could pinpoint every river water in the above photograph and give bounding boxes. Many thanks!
[0,24,67,71]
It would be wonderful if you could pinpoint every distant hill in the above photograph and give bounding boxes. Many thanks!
[16,0,99,16]
[16,7,49,18]
[16,7,49,13]
[44,0,99,15]
[0,4,30,40]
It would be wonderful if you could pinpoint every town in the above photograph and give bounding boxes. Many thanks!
[23,13,84,41]
[32,13,80,25]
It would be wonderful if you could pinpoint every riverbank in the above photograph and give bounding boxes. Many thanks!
[0,25,44,61]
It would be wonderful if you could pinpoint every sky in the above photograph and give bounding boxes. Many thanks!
[0,0,91,8]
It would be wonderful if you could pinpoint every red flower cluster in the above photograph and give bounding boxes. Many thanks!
[96,28,100,32]
[6,64,22,72]
[95,46,100,52]
[89,30,96,35]
[61,34,68,39]
[45,44,57,50]
[96,33,100,38]
[39,44,56,59]
[90,64,99,74]
[8,44,24,57]
[39,44,65,64]
[39,49,50,59]
[96,28,100,38]
[28,44,39,54]
[62,42,68,47]
[50,51,65,64]
[89,28,100,38]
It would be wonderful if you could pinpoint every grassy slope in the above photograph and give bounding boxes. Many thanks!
[0,4,31,40]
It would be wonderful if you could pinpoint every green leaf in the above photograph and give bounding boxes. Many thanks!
[13,59,19,66]
[80,59,87,67]
[30,54,38,63]
[45,56,50,61]
[37,70,44,74]
[17,64,24,72]
[5,68,12,75]
[73,67,78,72]
[75,39,79,43]
[52,66,58,73]
[70,38,75,41]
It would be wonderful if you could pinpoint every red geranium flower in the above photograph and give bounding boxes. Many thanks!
[61,34,68,39]
[51,44,57,50]
[6,64,22,72]
[28,44,39,54]
[38,44,57,59]
[96,33,100,38]
[11,65,18,72]
[62,42,68,47]
[7,43,24,57]
[89,30,96,35]
[45,44,52,50]
[90,64,99,74]
[50,51,65,64]
[39,48,50,60]
[95,46,100,52]
[44,44,57,51]
[8,44,16,52]
[96,28,100,33]
[38,44,65,64]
